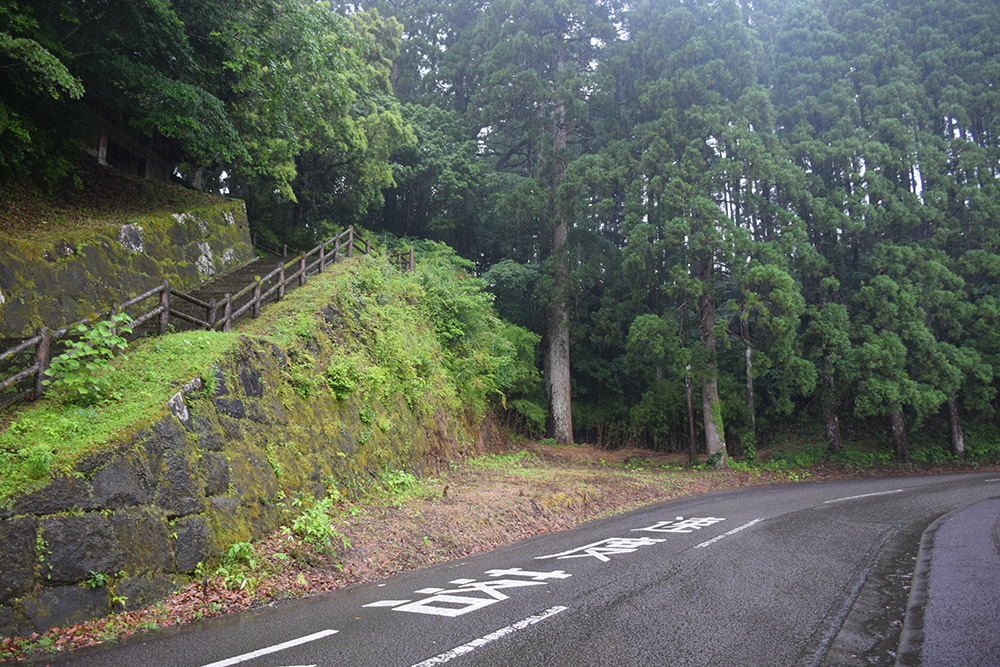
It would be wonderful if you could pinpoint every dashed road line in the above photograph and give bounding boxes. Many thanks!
[409,606,568,666]
[199,630,338,667]
[694,519,763,548]
[823,489,903,504]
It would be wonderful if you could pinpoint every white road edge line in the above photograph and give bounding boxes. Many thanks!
[986,479,1000,483]
[823,489,903,504]
[695,518,763,549]
[409,605,568,667]
[199,629,338,667]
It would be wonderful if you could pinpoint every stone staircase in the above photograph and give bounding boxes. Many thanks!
[166,255,291,333]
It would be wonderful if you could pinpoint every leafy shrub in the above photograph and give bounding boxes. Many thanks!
[225,542,257,569]
[508,399,548,435]
[763,445,827,469]
[960,422,1000,460]
[43,313,133,405]
[377,468,418,494]
[910,445,958,465]
[291,497,349,551]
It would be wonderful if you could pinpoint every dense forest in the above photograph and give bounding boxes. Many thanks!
[3,0,1000,464]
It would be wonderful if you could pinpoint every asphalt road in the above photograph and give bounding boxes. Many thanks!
[40,472,1000,667]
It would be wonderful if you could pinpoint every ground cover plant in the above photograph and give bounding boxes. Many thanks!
[0,329,239,502]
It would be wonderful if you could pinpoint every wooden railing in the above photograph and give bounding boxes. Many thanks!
[0,226,412,410]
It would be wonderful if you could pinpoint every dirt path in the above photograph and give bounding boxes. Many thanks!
[1,443,995,662]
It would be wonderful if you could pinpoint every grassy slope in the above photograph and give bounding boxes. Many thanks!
[0,166,242,500]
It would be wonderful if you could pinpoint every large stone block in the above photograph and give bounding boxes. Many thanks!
[116,574,182,612]
[238,365,264,398]
[109,508,173,574]
[14,584,110,633]
[172,515,210,574]
[39,514,124,586]
[6,475,94,518]
[0,517,36,605]
[200,452,230,497]
[91,457,153,509]
[153,449,204,519]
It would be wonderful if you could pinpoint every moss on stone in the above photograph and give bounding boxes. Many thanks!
[0,199,252,336]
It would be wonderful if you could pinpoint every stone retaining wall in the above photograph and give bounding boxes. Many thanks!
[0,200,253,336]
[0,332,477,637]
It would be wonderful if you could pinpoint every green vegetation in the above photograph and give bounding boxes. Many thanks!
[0,248,541,505]
[42,313,134,406]
[6,0,1000,469]
[0,330,239,501]
[290,497,350,552]
[466,450,537,469]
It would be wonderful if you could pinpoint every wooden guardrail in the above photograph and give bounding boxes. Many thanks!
[0,226,413,410]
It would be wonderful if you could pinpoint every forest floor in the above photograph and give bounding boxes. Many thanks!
[2,441,996,662]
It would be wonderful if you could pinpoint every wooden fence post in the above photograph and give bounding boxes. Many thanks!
[278,263,286,300]
[319,243,325,273]
[299,254,306,287]
[348,227,354,258]
[409,248,415,272]
[223,294,232,332]
[365,239,371,255]
[159,280,170,335]
[34,327,51,399]
[253,278,262,318]
[282,245,288,258]
[208,298,217,330]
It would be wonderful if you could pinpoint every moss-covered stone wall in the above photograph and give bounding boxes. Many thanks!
[0,331,488,637]
[0,200,252,336]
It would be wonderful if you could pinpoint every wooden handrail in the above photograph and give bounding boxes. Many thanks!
[0,226,416,410]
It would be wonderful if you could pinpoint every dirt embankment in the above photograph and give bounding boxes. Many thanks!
[1,443,995,662]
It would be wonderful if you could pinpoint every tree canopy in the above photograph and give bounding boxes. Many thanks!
[5,0,1000,462]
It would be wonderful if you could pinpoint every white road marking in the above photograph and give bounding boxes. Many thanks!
[409,606,568,666]
[986,479,1000,483]
[823,489,903,504]
[536,536,665,561]
[695,519,763,549]
[198,630,338,667]
[363,599,412,607]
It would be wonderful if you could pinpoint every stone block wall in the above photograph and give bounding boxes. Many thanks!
[0,200,253,337]
[0,333,478,638]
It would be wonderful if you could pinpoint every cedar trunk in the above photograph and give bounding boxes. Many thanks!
[697,258,726,466]
[823,373,842,454]
[742,318,756,447]
[947,396,965,456]
[545,51,573,446]
[686,365,698,465]
[890,409,909,463]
